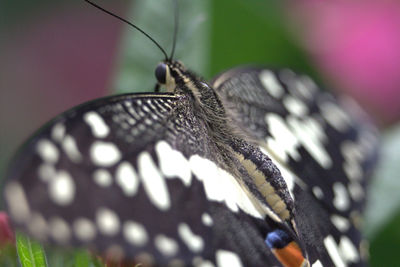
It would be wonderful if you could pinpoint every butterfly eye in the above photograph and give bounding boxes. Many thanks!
[155,62,167,84]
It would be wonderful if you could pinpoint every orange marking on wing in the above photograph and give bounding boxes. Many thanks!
[272,241,307,267]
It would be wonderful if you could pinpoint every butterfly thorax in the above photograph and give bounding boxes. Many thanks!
[159,61,234,144]
[156,61,296,225]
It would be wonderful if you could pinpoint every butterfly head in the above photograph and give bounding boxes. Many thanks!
[155,60,186,92]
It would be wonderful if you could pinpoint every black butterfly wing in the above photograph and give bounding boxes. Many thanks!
[3,92,281,266]
[212,67,379,266]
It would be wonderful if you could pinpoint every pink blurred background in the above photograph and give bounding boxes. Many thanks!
[289,0,400,125]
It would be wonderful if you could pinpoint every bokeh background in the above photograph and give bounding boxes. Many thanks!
[1,0,400,265]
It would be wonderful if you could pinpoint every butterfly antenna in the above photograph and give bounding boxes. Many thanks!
[169,0,179,60]
[84,0,168,60]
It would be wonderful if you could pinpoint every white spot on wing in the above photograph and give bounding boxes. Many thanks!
[49,171,75,206]
[287,116,332,169]
[123,221,148,246]
[283,95,308,115]
[320,101,351,132]
[116,162,139,196]
[73,218,96,241]
[156,141,192,186]
[324,235,346,267]
[154,234,179,256]
[28,212,48,239]
[331,215,350,232]
[312,260,323,267]
[5,182,30,223]
[333,182,350,211]
[189,155,262,219]
[38,163,56,182]
[216,250,243,267]
[341,141,363,181]
[259,70,284,98]
[265,113,300,163]
[96,207,120,236]
[348,182,364,201]
[84,111,110,138]
[37,139,59,163]
[201,213,213,226]
[93,169,112,187]
[312,186,324,200]
[51,123,66,142]
[138,152,170,210]
[62,135,83,163]
[339,236,359,263]
[294,75,317,99]
[90,141,121,167]
[178,223,204,252]
[49,216,71,244]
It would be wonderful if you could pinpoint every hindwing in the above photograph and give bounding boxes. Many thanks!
[212,67,380,266]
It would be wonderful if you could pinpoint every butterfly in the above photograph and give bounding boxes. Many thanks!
[2,1,379,266]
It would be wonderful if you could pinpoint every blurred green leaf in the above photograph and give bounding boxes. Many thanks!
[209,0,315,77]
[113,0,211,93]
[369,210,400,267]
[73,250,91,267]
[42,247,105,267]
[16,232,48,267]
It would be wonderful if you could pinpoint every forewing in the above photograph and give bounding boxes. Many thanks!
[212,67,379,266]
[3,92,280,266]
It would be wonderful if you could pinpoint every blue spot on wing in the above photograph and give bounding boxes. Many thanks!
[265,229,292,249]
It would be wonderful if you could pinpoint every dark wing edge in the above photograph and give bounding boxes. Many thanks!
[212,66,380,266]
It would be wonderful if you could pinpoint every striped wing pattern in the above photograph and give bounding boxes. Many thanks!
[213,67,380,266]
[4,93,281,266]
[3,66,379,267]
